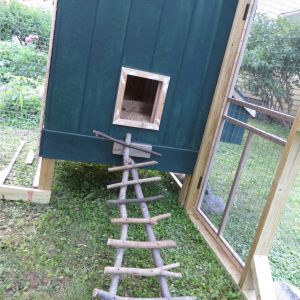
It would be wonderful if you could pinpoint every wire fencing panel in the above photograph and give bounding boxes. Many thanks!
[197,0,300,288]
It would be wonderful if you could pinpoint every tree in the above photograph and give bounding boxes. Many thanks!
[239,14,300,116]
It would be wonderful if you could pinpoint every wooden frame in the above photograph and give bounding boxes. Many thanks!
[113,67,170,131]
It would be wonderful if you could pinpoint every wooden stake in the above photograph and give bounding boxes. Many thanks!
[111,214,171,225]
[107,239,177,249]
[107,177,161,190]
[107,195,163,205]
[0,141,26,184]
[108,161,158,172]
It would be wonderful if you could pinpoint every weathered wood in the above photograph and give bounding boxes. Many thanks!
[113,142,152,159]
[25,149,35,165]
[108,161,158,172]
[109,133,132,295]
[111,214,171,225]
[107,177,161,190]
[93,130,162,157]
[218,132,254,236]
[228,97,294,123]
[107,239,177,249]
[0,184,51,204]
[250,255,276,300]
[32,158,42,188]
[240,107,300,290]
[93,289,196,300]
[107,195,163,205]
[38,158,55,191]
[224,115,286,146]
[104,263,181,278]
[0,141,27,184]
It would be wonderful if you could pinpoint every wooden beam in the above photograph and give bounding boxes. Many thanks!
[228,97,294,123]
[111,214,171,225]
[185,0,256,212]
[38,158,55,191]
[32,158,42,188]
[108,161,158,172]
[0,184,51,204]
[178,175,191,206]
[250,255,276,300]
[240,107,300,290]
[0,141,27,184]
[107,177,161,190]
[107,239,177,249]
[224,115,286,146]
[169,172,183,188]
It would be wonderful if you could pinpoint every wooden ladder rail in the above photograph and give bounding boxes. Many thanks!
[93,132,195,299]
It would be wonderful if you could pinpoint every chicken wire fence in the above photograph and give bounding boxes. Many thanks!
[198,0,300,288]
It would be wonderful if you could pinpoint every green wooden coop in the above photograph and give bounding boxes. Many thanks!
[40,0,239,174]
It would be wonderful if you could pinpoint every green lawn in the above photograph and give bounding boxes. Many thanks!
[204,119,300,288]
[0,126,241,300]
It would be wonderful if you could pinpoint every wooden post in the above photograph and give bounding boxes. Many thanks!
[185,0,256,211]
[38,158,55,190]
[178,175,191,206]
[240,108,300,291]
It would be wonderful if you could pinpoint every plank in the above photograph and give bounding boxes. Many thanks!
[0,141,27,184]
[108,161,158,172]
[25,149,35,165]
[107,177,161,190]
[38,158,55,190]
[107,239,177,249]
[0,184,51,204]
[104,263,181,278]
[32,158,42,188]
[111,214,171,225]
[113,142,152,159]
[93,289,196,300]
[251,255,276,300]
[107,195,163,205]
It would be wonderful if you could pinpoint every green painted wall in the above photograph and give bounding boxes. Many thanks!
[40,0,239,174]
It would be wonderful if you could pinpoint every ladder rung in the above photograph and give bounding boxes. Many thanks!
[111,213,171,225]
[104,263,181,278]
[108,161,158,172]
[107,195,163,205]
[93,289,196,300]
[107,177,161,189]
[107,239,177,249]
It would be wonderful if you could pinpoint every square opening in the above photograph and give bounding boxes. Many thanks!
[121,75,159,123]
[113,67,170,130]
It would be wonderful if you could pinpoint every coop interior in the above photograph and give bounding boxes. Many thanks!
[0,0,300,300]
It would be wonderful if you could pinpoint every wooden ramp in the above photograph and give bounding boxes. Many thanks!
[93,132,195,300]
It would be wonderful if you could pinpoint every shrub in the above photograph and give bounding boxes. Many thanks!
[0,0,51,50]
[0,75,42,128]
[0,41,47,82]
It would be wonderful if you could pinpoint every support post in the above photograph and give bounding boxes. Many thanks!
[178,175,192,206]
[38,158,55,190]
[240,108,300,291]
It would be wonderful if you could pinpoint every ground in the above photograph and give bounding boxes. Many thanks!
[0,146,241,299]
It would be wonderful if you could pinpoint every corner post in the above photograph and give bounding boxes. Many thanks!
[38,158,55,190]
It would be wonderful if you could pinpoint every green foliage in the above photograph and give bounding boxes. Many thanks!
[0,0,51,50]
[0,75,42,128]
[240,14,300,114]
[0,41,47,82]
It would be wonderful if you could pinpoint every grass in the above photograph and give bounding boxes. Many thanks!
[0,126,241,300]
[205,118,300,288]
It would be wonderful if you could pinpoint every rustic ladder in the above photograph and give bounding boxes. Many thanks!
[93,132,195,300]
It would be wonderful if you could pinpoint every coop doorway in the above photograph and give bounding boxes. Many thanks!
[113,67,170,130]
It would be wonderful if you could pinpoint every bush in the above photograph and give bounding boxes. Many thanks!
[0,0,51,50]
[0,75,42,128]
[0,41,47,82]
